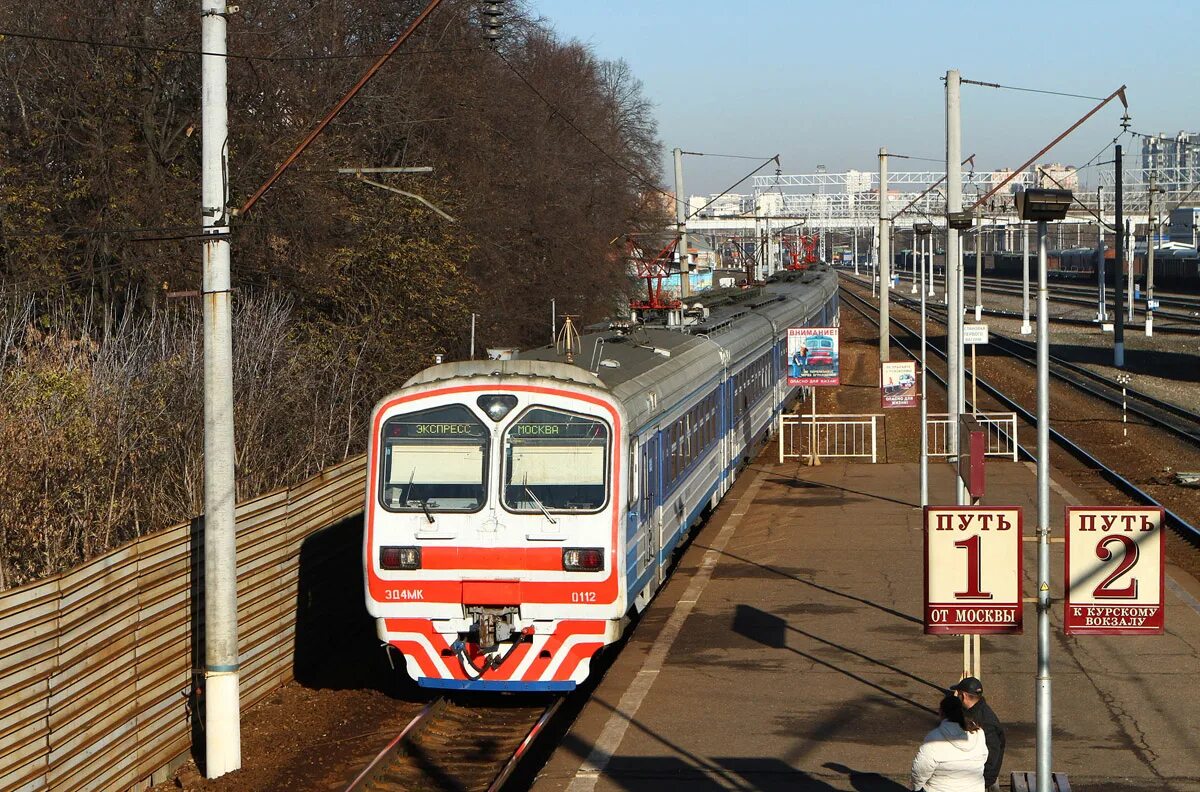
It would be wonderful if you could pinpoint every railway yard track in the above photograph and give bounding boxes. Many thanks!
[837,281,1200,559]
[841,269,1200,333]
[344,696,562,792]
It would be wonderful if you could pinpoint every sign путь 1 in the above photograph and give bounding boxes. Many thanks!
[1065,507,1165,635]
[924,506,1023,634]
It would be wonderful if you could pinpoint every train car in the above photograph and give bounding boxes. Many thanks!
[363,267,839,691]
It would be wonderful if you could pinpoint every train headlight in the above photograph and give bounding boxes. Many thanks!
[380,546,421,570]
[562,548,605,572]
[477,394,518,422]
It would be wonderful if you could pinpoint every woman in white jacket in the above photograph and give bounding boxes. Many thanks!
[910,694,989,792]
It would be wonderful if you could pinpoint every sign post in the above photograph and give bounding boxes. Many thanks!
[962,323,989,415]
[788,327,840,465]
[1065,507,1165,635]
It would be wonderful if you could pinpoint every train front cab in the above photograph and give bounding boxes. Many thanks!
[363,376,628,691]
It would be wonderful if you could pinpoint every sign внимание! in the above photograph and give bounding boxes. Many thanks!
[924,506,1023,634]
[787,327,839,386]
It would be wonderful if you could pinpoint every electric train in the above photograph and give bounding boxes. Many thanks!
[363,267,839,691]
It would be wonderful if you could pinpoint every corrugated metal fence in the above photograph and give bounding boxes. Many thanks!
[0,455,367,792]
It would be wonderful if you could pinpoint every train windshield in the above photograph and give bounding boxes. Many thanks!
[380,405,487,512]
[503,407,609,513]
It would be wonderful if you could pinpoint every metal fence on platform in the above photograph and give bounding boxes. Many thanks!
[778,413,882,463]
[926,412,1020,461]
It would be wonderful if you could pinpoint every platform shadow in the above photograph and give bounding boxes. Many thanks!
[700,546,923,625]
[732,605,939,714]
[754,471,920,510]
[824,762,909,792]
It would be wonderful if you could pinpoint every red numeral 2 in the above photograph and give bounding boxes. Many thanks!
[1093,535,1139,599]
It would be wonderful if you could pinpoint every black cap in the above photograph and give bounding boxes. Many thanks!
[950,677,984,696]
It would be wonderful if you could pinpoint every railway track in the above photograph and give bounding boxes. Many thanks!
[344,696,562,792]
[837,284,1200,547]
[841,269,1200,333]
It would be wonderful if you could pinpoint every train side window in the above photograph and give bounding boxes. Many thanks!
[629,439,639,509]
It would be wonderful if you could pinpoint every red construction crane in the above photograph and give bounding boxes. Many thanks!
[626,237,682,312]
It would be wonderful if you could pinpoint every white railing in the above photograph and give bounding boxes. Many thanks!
[779,413,881,464]
[926,412,1019,461]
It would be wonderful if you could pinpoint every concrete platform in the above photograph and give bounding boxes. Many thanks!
[533,459,1200,792]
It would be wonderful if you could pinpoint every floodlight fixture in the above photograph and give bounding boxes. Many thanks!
[947,210,974,230]
[913,222,934,236]
[1016,189,1072,222]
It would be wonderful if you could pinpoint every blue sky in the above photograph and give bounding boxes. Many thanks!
[527,0,1200,194]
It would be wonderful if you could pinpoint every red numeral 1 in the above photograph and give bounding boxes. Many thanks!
[954,535,993,599]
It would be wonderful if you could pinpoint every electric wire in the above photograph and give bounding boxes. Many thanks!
[0,28,483,61]
[684,156,780,222]
[958,77,1105,102]
[680,151,776,161]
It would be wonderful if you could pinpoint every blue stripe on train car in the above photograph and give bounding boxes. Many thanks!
[420,678,577,692]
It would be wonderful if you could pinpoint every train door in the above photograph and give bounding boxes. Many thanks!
[639,432,659,589]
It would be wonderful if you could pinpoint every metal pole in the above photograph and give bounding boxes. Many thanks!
[879,147,890,363]
[1147,178,1156,337]
[975,214,983,320]
[1097,187,1107,322]
[946,70,963,505]
[928,228,936,297]
[673,147,691,299]
[1035,218,1052,792]
[853,227,859,275]
[200,0,241,776]
[551,298,556,345]
[470,312,477,360]
[920,232,929,507]
[1126,218,1135,322]
[1022,222,1032,334]
[1114,145,1125,367]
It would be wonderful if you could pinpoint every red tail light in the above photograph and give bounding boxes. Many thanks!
[380,546,421,570]
[563,548,604,572]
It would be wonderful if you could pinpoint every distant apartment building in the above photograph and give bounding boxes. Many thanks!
[693,193,750,217]
[1141,131,1200,191]
[1035,163,1078,191]
[844,169,872,195]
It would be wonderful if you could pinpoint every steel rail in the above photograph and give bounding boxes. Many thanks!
[840,286,1200,544]
[343,698,446,792]
[879,288,1200,442]
[487,697,564,792]
[343,696,561,792]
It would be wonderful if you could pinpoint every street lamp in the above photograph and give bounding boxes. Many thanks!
[1017,186,1072,792]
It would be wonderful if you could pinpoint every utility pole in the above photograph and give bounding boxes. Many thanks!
[1126,219,1135,322]
[945,69,964,505]
[853,227,859,275]
[1022,223,1032,334]
[673,147,691,299]
[1114,145,1125,367]
[879,147,891,363]
[1097,187,1107,322]
[1034,216,1052,792]
[200,0,241,777]
[1147,175,1157,336]
[974,213,983,320]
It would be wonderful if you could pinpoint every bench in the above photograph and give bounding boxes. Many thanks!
[1011,771,1071,792]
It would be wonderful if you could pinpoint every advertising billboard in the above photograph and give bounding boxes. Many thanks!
[787,327,839,386]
